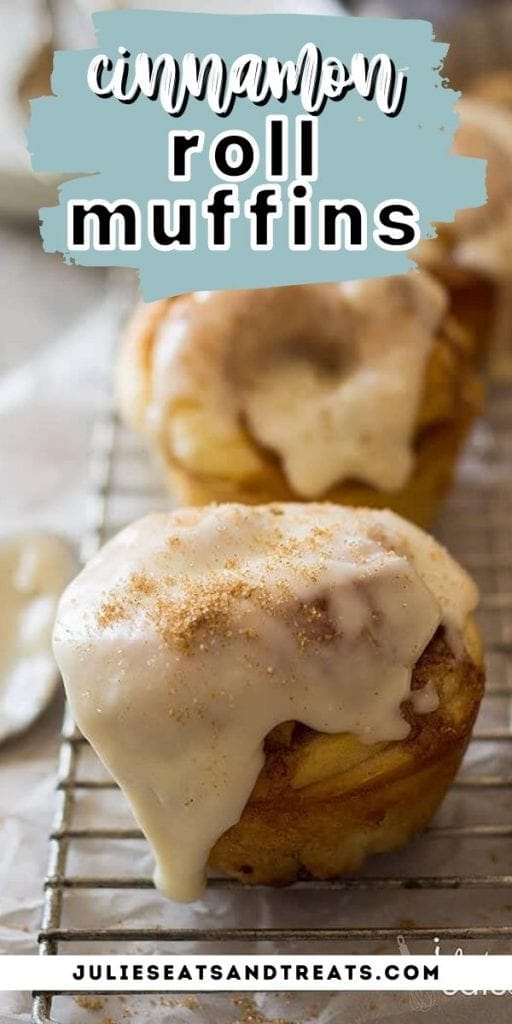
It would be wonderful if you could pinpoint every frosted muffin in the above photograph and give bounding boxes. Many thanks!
[417,97,512,373]
[118,274,482,526]
[53,503,483,900]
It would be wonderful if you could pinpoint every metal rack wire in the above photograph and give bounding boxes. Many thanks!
[33,387,512,1024]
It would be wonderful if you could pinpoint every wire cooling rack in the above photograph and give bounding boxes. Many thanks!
[33,387,512,1024]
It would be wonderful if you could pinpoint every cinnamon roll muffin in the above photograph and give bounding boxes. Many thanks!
[118,273,482,526]
[53,503,483,900]
[417,97,512,373]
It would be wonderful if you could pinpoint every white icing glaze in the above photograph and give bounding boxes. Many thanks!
[0,533,77,742]
[146,273,447,498]
[52,504,477,902]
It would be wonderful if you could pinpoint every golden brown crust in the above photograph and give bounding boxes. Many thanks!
[417,256,497,366]
[118,295,483,526]
[209,624,484,885]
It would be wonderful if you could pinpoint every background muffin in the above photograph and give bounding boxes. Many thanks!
[118,275,482,526]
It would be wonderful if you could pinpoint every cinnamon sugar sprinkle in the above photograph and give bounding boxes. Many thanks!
[95,521,345,654]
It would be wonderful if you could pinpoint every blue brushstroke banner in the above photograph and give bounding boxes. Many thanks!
[27,11,486,301]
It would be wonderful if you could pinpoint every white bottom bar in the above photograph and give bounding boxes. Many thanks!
[2,955,512,992]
